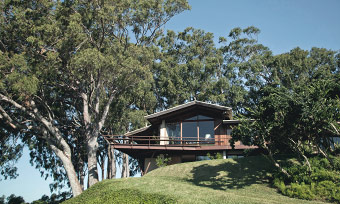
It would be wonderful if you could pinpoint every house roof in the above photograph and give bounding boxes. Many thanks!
[145,101,231,122]
[124,125,151,136]
[222,120,241,124]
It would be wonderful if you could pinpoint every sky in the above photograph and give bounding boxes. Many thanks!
[164,0,340,54]
[0,0,339,202]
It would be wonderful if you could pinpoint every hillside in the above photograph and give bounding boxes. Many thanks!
[63,156,327,204]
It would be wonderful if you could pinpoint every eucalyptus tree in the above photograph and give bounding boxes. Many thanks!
[153,26,268,110]
[213,26,269,110]
[0,0,190,196]
[154,27,222,109]
[60,0,189,187]
[0,0,83,195]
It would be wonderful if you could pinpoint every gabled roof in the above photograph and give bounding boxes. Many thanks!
[145,101,231,123]
[124,125,151,136]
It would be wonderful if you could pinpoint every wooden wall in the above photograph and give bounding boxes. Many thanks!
[214,120,240,146]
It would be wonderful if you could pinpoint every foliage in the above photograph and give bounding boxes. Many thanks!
[155,154,172,167]
[6,194,25,204]
[231,47,340,177]
[153,26,266,109]
[0,0,190,195]
[0,192,70,204]
[1,0,339,199]
[0,133,22,180]
[273,156,340,203]
[206,152,223,160]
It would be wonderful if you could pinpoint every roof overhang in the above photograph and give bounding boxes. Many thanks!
[222,120,241,124]
[145,101,232,124]
[124,126,151,136]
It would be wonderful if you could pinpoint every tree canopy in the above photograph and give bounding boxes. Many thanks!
[0,0,339,200]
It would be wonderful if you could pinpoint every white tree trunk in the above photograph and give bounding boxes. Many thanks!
[0,95,83,196]
[87,135,99,186]
[107,145,116,179]
[49,142,82,197]
[121,153,129,178]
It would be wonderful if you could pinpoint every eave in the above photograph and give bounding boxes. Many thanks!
[145,101,232,124]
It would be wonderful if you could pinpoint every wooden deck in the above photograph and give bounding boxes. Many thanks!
[104,135,223,146]
[103,135,256,158]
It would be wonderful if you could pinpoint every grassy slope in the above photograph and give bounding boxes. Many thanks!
[63,156,328,204]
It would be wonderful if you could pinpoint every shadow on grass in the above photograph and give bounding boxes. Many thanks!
[188,156,274,190]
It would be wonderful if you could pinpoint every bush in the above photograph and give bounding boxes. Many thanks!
[273,156,340,203]
[206,152,223,160]
[156,154,171,168]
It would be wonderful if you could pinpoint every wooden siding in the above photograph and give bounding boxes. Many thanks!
[214,119,228,145]
[214,121,241,146]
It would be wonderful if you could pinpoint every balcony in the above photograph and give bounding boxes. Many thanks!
[103,135,223,147]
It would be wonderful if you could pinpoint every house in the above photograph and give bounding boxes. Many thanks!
[104,101,256,174]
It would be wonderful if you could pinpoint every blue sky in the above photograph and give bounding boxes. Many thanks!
[165,0,340,54]
[0,0,339,202]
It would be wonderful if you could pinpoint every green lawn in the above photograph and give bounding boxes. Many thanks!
[63,156,328,204]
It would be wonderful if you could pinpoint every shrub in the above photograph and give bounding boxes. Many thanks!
[206,152,223,160]
[156,154,171,168]
[273,156,340,203]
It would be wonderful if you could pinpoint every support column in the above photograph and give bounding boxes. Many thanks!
[223,150,227,159]
[160,120,169,145]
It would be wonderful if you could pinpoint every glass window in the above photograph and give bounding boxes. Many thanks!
[185,116,198,121]
[196,156,211,161]
[199,121,214,141]
[198,115,213,120]
[182,122,197,141]
[166,123,180,138]
[165,114,215,145]
[185,115,213,121]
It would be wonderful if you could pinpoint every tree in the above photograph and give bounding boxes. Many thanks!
[6,194,25,204]
[153,26,267,110]
[231,47,340,176]
[0,0,190,196]
[0,195,5,204]
[153,28,220,108]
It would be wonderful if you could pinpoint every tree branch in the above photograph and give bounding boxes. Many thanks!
[98,89,116,130]
[0,94,36,119]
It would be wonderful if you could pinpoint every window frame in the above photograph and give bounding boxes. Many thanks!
[166,115,215,144]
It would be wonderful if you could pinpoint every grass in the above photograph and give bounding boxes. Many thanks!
[63,156,328,204]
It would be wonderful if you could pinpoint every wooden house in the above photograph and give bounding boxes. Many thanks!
[104,101,256,174]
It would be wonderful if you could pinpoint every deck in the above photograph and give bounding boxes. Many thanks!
[103,135,256,158]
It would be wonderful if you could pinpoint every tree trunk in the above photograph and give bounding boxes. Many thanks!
[316,144,335,168]
[107,145,116,179]
[264,145,291,178]
[289,139,312,173]
[50,144,83,196]
[121,153,129,178]
[79,159,85,190]
[87,136,99,186]
[101,161,105,181]
[80,171,85,190]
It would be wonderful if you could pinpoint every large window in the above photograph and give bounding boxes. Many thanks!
[166,115,215,144]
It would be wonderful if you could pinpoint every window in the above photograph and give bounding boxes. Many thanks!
[166,123,180,138]
[166,123,180,144]
[166,115,214,144]
[199,121,214,140]
[182,122,197,141]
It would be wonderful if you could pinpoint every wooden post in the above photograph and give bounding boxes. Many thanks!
[180,122,182,144]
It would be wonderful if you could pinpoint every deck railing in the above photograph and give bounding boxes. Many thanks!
[103,135,222,147]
